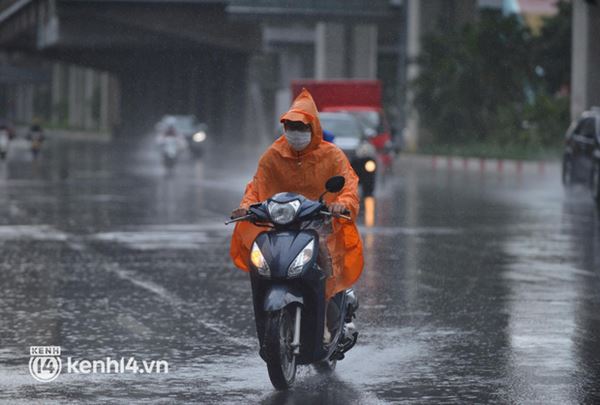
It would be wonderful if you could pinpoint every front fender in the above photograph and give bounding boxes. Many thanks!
[263,285,304,312]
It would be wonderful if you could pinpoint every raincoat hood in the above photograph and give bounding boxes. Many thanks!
[278,88,323,157]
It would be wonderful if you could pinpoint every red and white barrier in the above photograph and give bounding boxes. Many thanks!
[425,155,547,175]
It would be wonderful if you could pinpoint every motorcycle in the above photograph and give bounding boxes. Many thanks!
[27,127,45,159]
[157,134,185,169]
[226,176,359,390]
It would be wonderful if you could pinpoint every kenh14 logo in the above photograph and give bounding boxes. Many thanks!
[29,346,62,382]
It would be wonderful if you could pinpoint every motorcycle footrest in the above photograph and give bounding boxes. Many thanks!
[330,331,358,361]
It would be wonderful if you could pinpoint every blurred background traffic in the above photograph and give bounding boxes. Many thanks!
[0,0,593,165]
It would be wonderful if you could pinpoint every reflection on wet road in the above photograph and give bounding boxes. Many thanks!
[1,137,599,404]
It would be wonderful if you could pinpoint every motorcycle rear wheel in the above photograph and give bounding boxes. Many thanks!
[264,307,297,390]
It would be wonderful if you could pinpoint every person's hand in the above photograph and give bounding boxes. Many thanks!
[329,203,346,215]
[231,207,248,219]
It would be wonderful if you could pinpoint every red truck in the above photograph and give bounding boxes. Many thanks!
[291,80,396,172]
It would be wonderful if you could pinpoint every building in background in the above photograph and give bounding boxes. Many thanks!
[1,0,593,148]
[517,0,562,33]
[0,53,119,135]
[0,0,479,145]
[479,0,561,32]
[227,0,402,144]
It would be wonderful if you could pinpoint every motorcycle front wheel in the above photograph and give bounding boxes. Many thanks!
[263,307,297,390]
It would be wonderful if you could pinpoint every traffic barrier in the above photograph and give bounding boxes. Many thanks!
[422,155,551,176]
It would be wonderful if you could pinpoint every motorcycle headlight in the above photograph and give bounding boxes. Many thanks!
[288,240,314,277]
[192,131,206,143]
[251,242,270,277]
[268,200,300,225]
[364,160,376,173]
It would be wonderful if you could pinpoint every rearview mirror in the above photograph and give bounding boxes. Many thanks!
[325,176,345,193]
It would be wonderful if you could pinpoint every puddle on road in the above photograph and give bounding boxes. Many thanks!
[0,225,68,241]
[359,226,461,236]
[91,223,231,250]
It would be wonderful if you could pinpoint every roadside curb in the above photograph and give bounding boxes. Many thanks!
[402,153,557,175]
[15,126,112,143]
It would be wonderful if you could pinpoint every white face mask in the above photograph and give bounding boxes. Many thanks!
[285,130,311,151]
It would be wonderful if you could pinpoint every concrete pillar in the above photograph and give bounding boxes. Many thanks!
[99,72,110,131]
[571,0,600,119]
[280,49,304,86]
[351,25,378,79]
[108,75,120,133]
[7,86,16,122]
[67,66,77,128]
[83,68,96,130]
[18,84,25,122]
[25,84,34,122]
[15,84,35,123]
[15,85,23,122]
[404,0,422,152]
[68,66,85,128]
[315,22,346,79]
[51,63,63,125]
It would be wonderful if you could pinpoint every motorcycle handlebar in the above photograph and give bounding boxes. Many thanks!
[319,210,352,221]
[225,205,352,225]
[225,213,253,225]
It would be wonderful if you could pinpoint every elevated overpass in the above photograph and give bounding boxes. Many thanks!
[0,0,261,136]
[0,0,404,138]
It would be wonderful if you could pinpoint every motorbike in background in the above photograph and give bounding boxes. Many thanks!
[27,125,45,159]
[226,176,359,390]
[156,127,186,170]
[0,126,11,160]
[155,115,208,159]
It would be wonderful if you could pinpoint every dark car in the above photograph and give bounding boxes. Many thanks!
[319,112,378,197]
[562,107,600,206]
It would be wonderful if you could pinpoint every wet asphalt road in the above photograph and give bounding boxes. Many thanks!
[0,136,599,404]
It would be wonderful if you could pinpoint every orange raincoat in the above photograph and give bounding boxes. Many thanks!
[230,89,364,298]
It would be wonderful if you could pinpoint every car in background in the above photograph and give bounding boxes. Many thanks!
[326,107,398,173]
[292,80,398,173]
[155,115,208,158]
[562,107,600,206]
[319,112,378,197]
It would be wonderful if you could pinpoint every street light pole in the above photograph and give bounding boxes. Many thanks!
[394,0,408,146]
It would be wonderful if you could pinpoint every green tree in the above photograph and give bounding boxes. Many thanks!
[532,0,571,94]
[413,12,534,145]
[413,7,572,151]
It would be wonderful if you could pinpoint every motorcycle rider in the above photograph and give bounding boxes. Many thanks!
[27,119,45,159]
[230,89,364,341]
[156,121,186,166]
